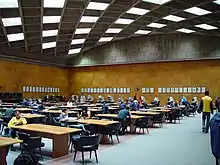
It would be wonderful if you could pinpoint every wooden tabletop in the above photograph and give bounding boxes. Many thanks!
[12,124,81,135]
[140,109,171,113]
[16,108,33,111]
[41,110,78,114]
[96,114,145,119]
[130,111,160,115]
[78,104,97,107]
[0,137,22,147]
[21,113,46,119]
[88,108,103,112]
[78,119,119,126]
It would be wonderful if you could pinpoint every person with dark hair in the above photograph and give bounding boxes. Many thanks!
[101,102,109,114]
[8,110,27,151]
[198,90,213,133]
[117,106,131,135]
[59,109,69,121]
[78,106,91,119]
[210,97,220,165]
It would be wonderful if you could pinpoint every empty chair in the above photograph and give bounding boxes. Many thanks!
[52,117,61,126]
[73,134,100,165]
[16,131,30,152]
[153,113,163,127]
[134,117,149,134]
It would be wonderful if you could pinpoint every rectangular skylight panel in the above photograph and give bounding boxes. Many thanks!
[75,28,91,34]
[142,0,171,5]
[43,16,61,24]
[99,37,113,42]
[80,16,99,23]
[71,39,86,45]
[214,0,220,5]
[7,33,24,42]
[0,0,18,8]
[43,30,58,37]
[44,0,65,8]
[176,28,195,33]
[147,22,166,28]
[184,7,211,16]
[42,42,56,49]
[195,24,218,30]
[163,15,185,22]
[135,30,151,35]
[2,17,22,27]
[87,2,109,10]
[115,18,134,24]
[68,48,81,54]
[106,28,122,33]
[126,7,149,15]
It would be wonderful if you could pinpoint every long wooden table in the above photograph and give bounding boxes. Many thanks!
[21,113,46,119]
[130,111,160,115]
[0,137,22,165]
[12,124,81,158]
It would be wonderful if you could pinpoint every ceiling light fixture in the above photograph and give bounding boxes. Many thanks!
[99,37,113,42]
[126,7,149,15]
[142,0,171,5]
[176,28,195,33]
[147,22,166,28]
[44,0,65,8]
[115,18,134,24]
[0,0,18,8]
[195,24,218,30]
[184,7,211,16]
[135,30,151,35]
[163,15,185,22]
[214,0,220,5]
[75,28,91,34]
[87,2,109,10]
[42,42,56,49]
[106,28,122,33]
[43,30,58,37]
[80,16,99,23]
[68,48,81,54]
[7,33,24,42]
[2,17,22,27]
[43,16,61,24]
[71,39,86,45]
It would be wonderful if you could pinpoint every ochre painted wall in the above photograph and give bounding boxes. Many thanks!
[0,60,70,98]
[70,60,220,105]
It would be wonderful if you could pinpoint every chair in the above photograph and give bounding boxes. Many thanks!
[153,113,163,127]
[16,131,30,152]
[169,108,181,123]
[188,105,196,116]
[73,134,100,165]
[134,117,149,134]
[0,116,12,135]
[52,117,61,126]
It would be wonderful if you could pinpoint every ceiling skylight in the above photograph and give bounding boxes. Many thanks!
[7,33,24,42]
[106,28,122,33]
[42,42,56,49]
[43,30,58,37]
[2,17,22,27]
[195,24,218,30]
[126,7,149,15]
[142,0,171,5]
[176,28,195,33]
[214,0,220,5]
[75,28,91,34]
[135,30,151,35]
[80,16,99,23]
[0,0,18,8]
[99,37,113,42]
[184,7,211,16]
[147,22,166,28]
[115,18,134,24]
[44,0,65,8]
[68,48,81,54]
[163,15,185,22]
[71,39,86,45]
[43,16,61,24]
[87,2,109,10]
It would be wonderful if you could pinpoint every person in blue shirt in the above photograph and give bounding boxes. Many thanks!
[102,102,109,114]
[117,106,131,135]
[119,101,126,110]
[210,97,220,165]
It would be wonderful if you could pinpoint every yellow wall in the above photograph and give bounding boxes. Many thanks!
[70,60,220,105]
[0,60,70,98]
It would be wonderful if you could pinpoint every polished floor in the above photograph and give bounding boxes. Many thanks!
[7,114,214,165]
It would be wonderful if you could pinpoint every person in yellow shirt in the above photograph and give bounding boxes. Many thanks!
[198,90,213,133]
[8,110,27,151]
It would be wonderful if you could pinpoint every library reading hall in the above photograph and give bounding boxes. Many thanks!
[0,0,220,165]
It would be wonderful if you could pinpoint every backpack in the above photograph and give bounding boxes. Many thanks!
[13,153,38,165]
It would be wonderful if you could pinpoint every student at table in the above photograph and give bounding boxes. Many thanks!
[59,109,69,121]
[117,106,131,135]
[5,107,16,117]
[78,106,91,119]
[102,102,109,114]
[8,110,27,151]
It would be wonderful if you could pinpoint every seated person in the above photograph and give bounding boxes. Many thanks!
[67,100,73,107]
[97,95,104,103]
[117,106,131,134]
[119,101,126,110]
[59,109,69,122]
[5,107,16,117]
[78,106,91,119]
[8,110,27,151]
[87,95,94,102]
[107,95,114,103]
[130,100,139,111]
[102,102,109,114]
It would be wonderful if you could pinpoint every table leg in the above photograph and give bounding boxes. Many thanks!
[0,146,7,165]
[53,134,68,158]
[130,120,136,133]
